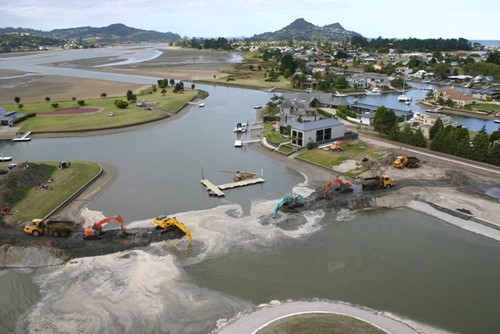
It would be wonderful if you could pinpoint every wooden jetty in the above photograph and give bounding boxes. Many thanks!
[12,131,32,142]
[201,177,265,197]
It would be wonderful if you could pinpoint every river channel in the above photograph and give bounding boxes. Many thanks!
[1,47,500,334]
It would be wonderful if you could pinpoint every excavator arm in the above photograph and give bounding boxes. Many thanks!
[153,215,192,244]
[84,214,126,239]
[273,195,304,219]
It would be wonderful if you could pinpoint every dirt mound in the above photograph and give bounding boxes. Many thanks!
[0,163,55,221]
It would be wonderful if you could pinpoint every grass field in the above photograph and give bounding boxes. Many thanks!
[5,161,101,221]
[257,313,386,334]
[6,88,200,132]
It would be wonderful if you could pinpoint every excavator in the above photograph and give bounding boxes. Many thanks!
[83,214,127,240]
[153,215,192,244]
[273,194,304,219]
[324,178,353,198]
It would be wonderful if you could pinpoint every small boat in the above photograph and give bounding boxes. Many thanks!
[365,88,381,95]
[234,139,242,147]
[0,156,12,162]
[198,103,205,107]
[494,119,500,124]
[233,122,247,133]
[398,95,412,102]
[334,91,347,97]
[254,105,262,109]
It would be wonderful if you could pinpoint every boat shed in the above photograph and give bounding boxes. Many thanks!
[286,118,345,147]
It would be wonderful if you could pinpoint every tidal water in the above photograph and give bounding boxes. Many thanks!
[1,47,500,333]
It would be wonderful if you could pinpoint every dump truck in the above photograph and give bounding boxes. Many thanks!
[362,175,396,190]
[24,219,78,237]
[392,155,420,168]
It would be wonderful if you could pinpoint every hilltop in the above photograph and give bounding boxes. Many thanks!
[0,23,181,44]
[251,18,361,41]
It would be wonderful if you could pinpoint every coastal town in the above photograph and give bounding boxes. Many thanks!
[1,15,500,334]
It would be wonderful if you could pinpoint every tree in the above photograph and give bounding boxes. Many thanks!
[487,143,500,165]
[169,79,175,86]
[429,118,444,140]
[101,93,107,98]
[45,96,51,102]
[489,130,500,143]
[114,99,129,109]
[373,106,397,135]
[14,96,20,104]
[77,100,85,106]
[469,126,490,162]
[126,90,136,102]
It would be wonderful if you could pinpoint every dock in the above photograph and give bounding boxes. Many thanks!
[201,177,265,197]
[12,131,31,142]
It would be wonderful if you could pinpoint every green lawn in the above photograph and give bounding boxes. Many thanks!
[297,140,390,176]
[473,102,500,113]
[10,161,101,221]
[7,89,199,132]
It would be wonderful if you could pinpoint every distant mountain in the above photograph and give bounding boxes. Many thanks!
[0,24,181,43]
[251,18,361,41]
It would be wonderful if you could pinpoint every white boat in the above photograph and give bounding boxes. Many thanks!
[198,103,205,107]
[398,95,412,102]
[233,122,247,133]
[234,139,242,147]
[0,156,12,162]
[365,88,381,95]
[334,91,347,97]
[494,119,500,124]
[254,105,262,109]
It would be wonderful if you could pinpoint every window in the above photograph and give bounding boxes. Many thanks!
[316,129,324,142]
[324,128,332,140]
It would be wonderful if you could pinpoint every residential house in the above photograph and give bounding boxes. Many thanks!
[408,112,459,138]
[286,118,345,147]
[434,87,474,106]
[349,101,414,121]
[0,107,25,126]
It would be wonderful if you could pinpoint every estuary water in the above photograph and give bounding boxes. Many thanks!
[1,47,500,333]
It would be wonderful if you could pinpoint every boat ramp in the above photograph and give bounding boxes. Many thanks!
[201,177,265,197]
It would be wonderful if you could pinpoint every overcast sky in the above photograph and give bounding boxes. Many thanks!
[0,0,498,40]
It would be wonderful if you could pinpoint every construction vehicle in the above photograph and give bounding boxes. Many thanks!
[329,140,348,151]
[324,179,353,198]
[83,214,127,240]
[362,175,396,190]
[392,155,420,168]
[24,219,78,237]
[152,215,193,244]
[273,194,304,219]
[221,170,256,182]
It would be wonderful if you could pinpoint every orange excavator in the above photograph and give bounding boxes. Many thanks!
[324,178,353,198]
[83,214,127,240]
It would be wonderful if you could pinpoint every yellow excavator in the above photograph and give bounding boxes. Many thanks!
[153,215,192,244]
[221,170,256,182]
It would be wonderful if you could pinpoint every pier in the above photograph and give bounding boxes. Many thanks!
[12,131,32,142]
[201,177,265,197]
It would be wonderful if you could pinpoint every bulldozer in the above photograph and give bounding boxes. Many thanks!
[153,215,192,244]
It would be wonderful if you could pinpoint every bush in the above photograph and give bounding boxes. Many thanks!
[77,100,85,106]
[51,103,59,108]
